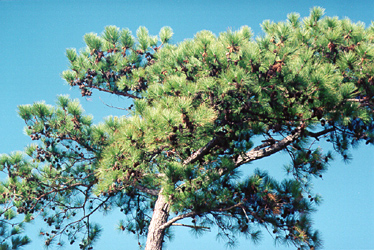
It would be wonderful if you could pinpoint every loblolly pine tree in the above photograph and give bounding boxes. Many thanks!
[1,7,374,250]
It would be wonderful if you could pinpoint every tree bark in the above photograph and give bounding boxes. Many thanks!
[145,189,170,250]
[234,125,304,167]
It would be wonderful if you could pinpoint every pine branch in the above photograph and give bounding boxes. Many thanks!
[28,182,91,212]
[92,85,140,99]
[99,97,126,110]
[347,98,366,102]
[183,125,333,170]
[347,98,374,108]
[171,223,210,230]
[160,203,243,230]
[234,125,305,167]
[134,185,159,196]
[182,137,219,166]
[159,211,197,230]
[48,195,112,244]
[306,127,335,140]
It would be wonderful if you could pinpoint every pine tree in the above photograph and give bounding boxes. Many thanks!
[1,7,374,250]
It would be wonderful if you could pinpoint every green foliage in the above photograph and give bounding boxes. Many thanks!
[65,48,77,63]
[84,33,103,52]
[136,26,151,52]
[0,217,30,249]
[159,26,173,44]
[119,28,135,49]
[102,25,120,45]
[2,7,374,250]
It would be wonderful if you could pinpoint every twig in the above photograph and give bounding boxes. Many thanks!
[240,206,250,223]
[92,85,140,99]
[99,97,126,110]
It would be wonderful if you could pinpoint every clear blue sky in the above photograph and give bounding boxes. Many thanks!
[1,0,373,249]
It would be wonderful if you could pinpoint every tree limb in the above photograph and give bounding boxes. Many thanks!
[159,211,197,230]
[93,86,140,99]
[306,127,335,140]
[135,185,159,196]
[182,137,219,166]
[160,203,243,231]
[234,127,304,167]
[171,223,210,230]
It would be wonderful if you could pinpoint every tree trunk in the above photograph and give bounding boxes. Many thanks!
[145,189,170,250]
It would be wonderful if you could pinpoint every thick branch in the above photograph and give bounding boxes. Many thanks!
[135,185,159,196]
[234,127,304,167]
[234,125,338,168]
[183,138,219,166]
[157,126,333,237]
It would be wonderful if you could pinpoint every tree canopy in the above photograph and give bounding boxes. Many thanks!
[1,7,374,250]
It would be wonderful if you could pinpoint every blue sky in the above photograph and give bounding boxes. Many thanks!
[0,0,373,249]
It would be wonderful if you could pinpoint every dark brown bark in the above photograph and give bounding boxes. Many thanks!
[182,137,219,165]
[145,189,170,250]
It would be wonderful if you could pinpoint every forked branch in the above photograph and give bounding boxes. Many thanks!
[160,203,243,231]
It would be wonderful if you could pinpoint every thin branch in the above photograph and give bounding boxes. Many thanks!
[50,195,112,243]
[306,127,335,140]
[160,211,197,230]
[99,97,126,110]
[241,206,250,223]
[346,99,374,108]
[160,203,243,230]
[171,223,210,230]
[347,98,364,102]
[92,86,140,99]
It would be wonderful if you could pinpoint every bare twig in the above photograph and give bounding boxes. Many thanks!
[241,205,250,223]
[99,97,126,110]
